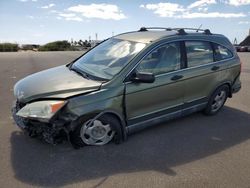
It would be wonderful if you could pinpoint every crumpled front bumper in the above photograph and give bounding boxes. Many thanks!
[12,100,28,129]
[12,106,27,130]
[11,101,68,144]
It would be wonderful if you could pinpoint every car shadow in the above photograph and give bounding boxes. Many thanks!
[11,106,250,187]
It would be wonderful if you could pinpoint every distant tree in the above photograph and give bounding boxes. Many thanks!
[78,39,84,46]
[86,42,91,48]
[0,43,19,52]
[83,40,88,47]
[38,40,72,51]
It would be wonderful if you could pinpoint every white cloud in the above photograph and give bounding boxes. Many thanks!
[58,13,83,22]
[140,2,246,18]
[239,21,250,24]
[65,17,83,22]
[68,4,126,20]
[41,3,55,9]
[59,13,76,18]
[181,12,246,18]
[226,0,250,6]
[198,7,208,12]
[188,0,216,9]
[140,3,185,17]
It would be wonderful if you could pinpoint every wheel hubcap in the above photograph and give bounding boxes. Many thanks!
[80,119,115,145]
[211,90,226,112]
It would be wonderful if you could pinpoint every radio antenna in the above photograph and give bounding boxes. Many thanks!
[196,24,203,32]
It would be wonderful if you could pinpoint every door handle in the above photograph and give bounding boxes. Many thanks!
[171,75,183,81]
[211,66,220,71]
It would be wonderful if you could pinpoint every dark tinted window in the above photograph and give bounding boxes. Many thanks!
[214,43,233,61]
[136,42,181,75]
[186,41,213,67]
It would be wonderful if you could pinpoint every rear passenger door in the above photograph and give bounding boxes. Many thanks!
[182,41,221,107]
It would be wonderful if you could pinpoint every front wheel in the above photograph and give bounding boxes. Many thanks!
[204,85,229,115]
[70,115,121,147]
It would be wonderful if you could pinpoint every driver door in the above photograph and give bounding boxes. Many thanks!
[125,42,185,126]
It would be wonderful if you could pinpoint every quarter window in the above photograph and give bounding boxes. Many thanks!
[213,43,233,61]
[136,42,181,75]
[186,41,214,67]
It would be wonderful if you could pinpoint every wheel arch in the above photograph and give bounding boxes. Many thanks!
[209,81,232,99]
[98,110,128,142]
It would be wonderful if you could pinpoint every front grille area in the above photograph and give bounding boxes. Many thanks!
[15,100,26,112]
[12,100,27,129]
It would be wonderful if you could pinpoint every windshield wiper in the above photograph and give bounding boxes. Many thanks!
[70,66,90,79]
[69,64,109,82]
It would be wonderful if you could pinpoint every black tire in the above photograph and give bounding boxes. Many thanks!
[204,85,229,116]
[70,114,122,148]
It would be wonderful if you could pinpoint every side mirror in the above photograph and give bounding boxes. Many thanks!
[130,72,155,83]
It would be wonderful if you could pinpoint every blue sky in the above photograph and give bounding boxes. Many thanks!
[0,0,250,44]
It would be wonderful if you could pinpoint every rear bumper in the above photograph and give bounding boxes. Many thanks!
[231,72,241,94]
[232,77,241,94]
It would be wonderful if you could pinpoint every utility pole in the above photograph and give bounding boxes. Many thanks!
[95,33,98,46]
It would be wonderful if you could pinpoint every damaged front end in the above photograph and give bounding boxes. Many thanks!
[12,100,77,145]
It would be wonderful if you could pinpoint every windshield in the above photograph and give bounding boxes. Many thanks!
[72,38,146,80]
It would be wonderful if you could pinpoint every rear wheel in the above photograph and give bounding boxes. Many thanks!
[70,114,121,147]
[204,85,229,115]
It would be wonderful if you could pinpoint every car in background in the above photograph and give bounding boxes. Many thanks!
[239,46,248,52]
[234,45,241,52]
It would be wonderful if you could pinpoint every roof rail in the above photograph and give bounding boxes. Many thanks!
[177,29,187,35]
[139,27,172,31]
[138,27,212,35]
[173,28,212,35]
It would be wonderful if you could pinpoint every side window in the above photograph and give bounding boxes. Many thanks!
[136,42,181,75]
[213,43,233,61]
[186,41,214,68]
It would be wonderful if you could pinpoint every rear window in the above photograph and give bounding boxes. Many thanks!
[213,43,233,61]
[186,41,214,68]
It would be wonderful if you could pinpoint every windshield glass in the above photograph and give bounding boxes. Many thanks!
[72,38,146,80]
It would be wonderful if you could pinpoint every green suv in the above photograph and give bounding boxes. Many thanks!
[12,27,241,147]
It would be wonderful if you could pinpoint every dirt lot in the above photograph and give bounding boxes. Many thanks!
[0,51,250,188]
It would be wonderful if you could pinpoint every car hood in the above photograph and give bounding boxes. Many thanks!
[14,65,102,103]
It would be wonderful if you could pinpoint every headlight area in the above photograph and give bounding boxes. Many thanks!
[13,100,74,145]
[17,100,66,122]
